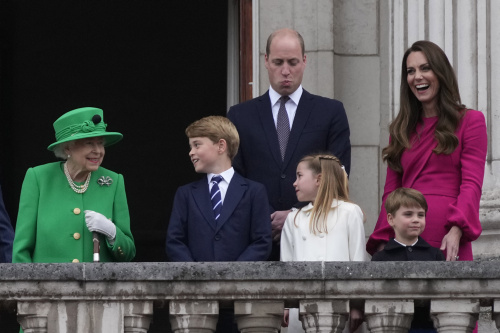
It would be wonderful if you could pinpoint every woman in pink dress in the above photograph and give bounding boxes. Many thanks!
[367,40,487,262]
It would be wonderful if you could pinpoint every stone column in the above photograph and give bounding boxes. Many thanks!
[234,300,283,333]
[299,300,349,333]
[475,0,500,260]
[17,301,51,333]
[430,299,479,333]
[492,299,500,330]
[18,300,153,333]
[364,299,413,333]
[169,300,219,333]
[123,301,153,333]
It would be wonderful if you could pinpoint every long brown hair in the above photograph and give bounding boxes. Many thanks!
[383,40,465,172]
[294,154,349,234]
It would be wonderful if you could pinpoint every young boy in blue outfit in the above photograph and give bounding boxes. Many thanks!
[166,115,272,262]
[166,116,272,332]
[372,187,444,332]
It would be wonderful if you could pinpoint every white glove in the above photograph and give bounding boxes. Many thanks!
[84,210,117,243]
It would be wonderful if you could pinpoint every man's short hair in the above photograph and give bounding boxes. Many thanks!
[185,116,240,160]
[266,28,305,57]
[385,187,428,216]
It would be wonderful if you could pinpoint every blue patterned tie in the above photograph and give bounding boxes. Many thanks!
[277,96,290,160]
[210,175,223,220]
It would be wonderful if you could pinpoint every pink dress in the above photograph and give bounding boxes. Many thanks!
[367,110,487,260]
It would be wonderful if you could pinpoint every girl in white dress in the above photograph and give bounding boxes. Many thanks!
[280,153,367,333]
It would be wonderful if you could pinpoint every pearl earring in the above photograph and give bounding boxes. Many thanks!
[67,155,71,159]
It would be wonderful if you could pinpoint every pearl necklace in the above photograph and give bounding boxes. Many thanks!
[64,162,91,194]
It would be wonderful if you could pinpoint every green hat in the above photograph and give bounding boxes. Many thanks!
[47,107,123,151]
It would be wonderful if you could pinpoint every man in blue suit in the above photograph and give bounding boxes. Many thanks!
[0,184,14,263]
[166,116,271,262]
[227,28,351,260]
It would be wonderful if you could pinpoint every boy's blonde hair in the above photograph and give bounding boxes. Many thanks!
[295,153,349,234]
[185,116,240,160]
[385,187,428,216]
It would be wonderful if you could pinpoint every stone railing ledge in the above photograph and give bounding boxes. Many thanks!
[1,261,500,281]
[2,262,500,333]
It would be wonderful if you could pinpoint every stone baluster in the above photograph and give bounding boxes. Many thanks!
[299,300,349,333]
[492,299,500,330]
[17,301,51,333]
[124,315,151,333]
[234,300,283,333]
[123,301,153,333]
[169,300,219,333]
[430,299,479,333]
[364,299,413,333]
[18,301,153,333]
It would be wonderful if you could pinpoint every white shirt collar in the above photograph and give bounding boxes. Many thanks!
[393,238,419,247]
[268,85,303,107]
[207,167,235,185]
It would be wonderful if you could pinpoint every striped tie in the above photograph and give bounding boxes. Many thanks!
[210,175,223,220]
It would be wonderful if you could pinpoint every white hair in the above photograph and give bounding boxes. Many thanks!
[53,141,75,160]
[52,136,107,160]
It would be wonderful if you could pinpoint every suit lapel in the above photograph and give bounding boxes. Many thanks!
[191,178,217,231]
[283,90,313,168]
[215,173,247,232]
[258,92,283,168]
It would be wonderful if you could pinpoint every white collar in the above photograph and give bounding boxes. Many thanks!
[207,167,234,185]
[393,238,418,247]
[268,85,303,107]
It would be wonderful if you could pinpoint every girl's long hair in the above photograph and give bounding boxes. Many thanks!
[383,40,465,172]
[295,154,349,234]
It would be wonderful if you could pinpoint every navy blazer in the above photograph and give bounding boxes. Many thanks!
[0,185,14,263]
[166,172,272,262]
[227,89,351,212]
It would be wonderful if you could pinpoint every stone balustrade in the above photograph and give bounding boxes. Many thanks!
[0,261,499,332]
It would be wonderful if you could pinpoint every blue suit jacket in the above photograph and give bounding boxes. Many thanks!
[0,185,14,263]
[227,89,351,212]
[166,172,272,262]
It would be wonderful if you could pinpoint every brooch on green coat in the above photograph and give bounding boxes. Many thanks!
[97,176,113,186]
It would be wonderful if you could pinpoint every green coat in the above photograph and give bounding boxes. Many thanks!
[13,162,135,263]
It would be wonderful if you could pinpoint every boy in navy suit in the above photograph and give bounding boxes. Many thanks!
[166,116,272,262]
[166,116,272,332]
[372,187,444,332]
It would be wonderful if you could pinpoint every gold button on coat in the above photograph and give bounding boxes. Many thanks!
[73,208,81,215]
[73,233,81,240]
[72,259,80,263]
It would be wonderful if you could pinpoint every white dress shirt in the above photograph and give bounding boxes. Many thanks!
[269,85,303,129]
[207,167,235,204]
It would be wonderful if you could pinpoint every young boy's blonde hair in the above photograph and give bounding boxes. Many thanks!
[185,116,240,160]
[295,153,349,234]
[385,187,428,216]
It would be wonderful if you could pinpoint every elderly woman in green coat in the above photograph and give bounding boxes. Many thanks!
[13,107,135,263]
